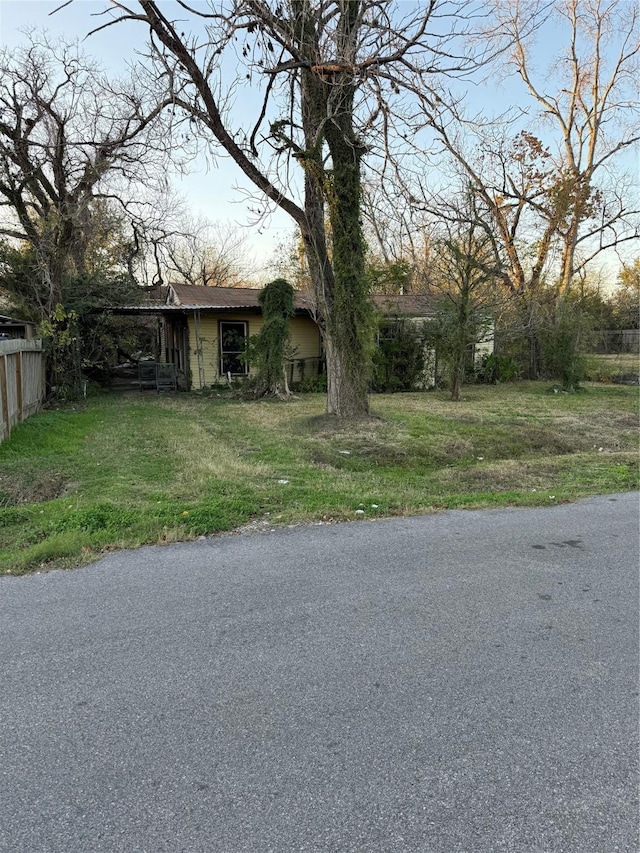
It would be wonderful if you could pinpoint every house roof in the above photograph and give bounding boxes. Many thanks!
[167,282,316,313]
[0,314,35,327]
[167,283,437,316]
[116,283,439,318]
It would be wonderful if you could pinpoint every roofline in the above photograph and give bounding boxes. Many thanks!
[110,304,313,316]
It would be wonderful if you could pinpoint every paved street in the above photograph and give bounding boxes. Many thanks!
[1,492,638,852]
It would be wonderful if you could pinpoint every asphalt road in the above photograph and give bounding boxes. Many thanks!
[1,493,638,853]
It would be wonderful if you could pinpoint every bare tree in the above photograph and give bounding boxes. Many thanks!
[361,181,421,270]
[426,188,501,400]
[76,0,486,418]
[414,0,638,373]
[402,1,640,379]
[493,0,640,292]
[161,218,257,287]
[0,32,170,317]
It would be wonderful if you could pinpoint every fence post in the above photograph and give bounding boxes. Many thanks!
[16,349,23,422]
[0,353,8,440]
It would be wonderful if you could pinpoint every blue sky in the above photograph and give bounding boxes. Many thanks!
[1,1,637,281]
[0,1,528,261]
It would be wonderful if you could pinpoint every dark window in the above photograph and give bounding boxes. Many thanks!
[220,321,248,375]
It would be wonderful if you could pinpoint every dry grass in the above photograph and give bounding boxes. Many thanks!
[0,381,637,574]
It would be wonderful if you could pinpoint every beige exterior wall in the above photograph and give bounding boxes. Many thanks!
[186,312,322,389]
[474,330,495,360]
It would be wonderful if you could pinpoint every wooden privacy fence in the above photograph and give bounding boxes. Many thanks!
[0,339,44,443]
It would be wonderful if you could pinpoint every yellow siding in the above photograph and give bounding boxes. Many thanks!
[287,316,323,380]
[287,316,321,358]
[186,313,322,389]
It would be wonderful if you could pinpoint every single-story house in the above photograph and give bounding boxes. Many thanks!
[116,283,493,390]
[118,282,322,389]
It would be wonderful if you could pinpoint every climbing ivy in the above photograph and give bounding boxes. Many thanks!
[251,278,296,398]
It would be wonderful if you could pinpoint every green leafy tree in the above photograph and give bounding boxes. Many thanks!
[373,316,429,393]
[38,304,81,399]
[537,293,590,390]
[0,240,151,390]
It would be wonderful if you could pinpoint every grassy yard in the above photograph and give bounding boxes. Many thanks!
[1,381,638,575]
[584,351,639,382]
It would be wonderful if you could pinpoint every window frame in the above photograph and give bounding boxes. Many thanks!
[219,319,249,376]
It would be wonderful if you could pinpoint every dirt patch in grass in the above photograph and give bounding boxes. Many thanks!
[437,452,637,495]
[0,471,77,506]
[310,440,409,469]
[306,412,407,468]
[304,412,388,435]
[437,459,560,493]
[510,425,578,455]
[531,412,639,452]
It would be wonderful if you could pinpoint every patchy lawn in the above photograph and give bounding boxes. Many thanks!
[1,381,637,575]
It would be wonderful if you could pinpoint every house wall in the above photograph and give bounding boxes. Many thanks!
[160,317,189,388]
[474,329,495,361]
[386,316,495,389]
[186,313,322,389]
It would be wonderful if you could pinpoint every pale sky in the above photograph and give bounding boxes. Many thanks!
[0,0,296,273]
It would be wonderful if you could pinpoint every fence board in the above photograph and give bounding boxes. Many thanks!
[0,339,44,442]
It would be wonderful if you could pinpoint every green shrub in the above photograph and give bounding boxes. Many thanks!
[373,317,428,392]
[57,503,139,534]
[292,374,328,393]
[477,353,521,383]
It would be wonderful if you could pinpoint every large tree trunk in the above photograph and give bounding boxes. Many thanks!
[322,142,372,418]
[320,4,373,418]
[296,1,373,419]
[305,233,372,418]
[323,334,368,418]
